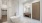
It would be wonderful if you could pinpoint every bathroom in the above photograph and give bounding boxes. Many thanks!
[0,0,41,23]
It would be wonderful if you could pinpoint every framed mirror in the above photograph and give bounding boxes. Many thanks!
[23,3,31,18]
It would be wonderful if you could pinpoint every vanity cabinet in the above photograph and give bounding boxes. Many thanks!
[32,1,40,20]
[24,12,31,18]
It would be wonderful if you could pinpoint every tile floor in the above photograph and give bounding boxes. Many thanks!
[1,15,40,23]
[18,16,40,23]
[2,21,7,23]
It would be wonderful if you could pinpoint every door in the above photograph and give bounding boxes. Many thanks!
[32,1,40,20]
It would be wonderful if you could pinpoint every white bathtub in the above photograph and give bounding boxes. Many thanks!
[10,16,20,23]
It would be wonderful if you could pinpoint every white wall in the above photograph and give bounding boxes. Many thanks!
[0,8,1,19]
[0,0,2,19]
[7,0,19,17]
[40,0,42,23]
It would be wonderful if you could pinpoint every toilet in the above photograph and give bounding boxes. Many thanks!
[10,16,20,23]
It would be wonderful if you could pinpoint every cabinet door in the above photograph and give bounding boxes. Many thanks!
[32,2,40,20]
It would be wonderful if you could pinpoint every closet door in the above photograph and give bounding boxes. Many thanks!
[32,2,40,20]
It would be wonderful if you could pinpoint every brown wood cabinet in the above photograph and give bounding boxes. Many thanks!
[32,1,40,20]
[24,12,31,18]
